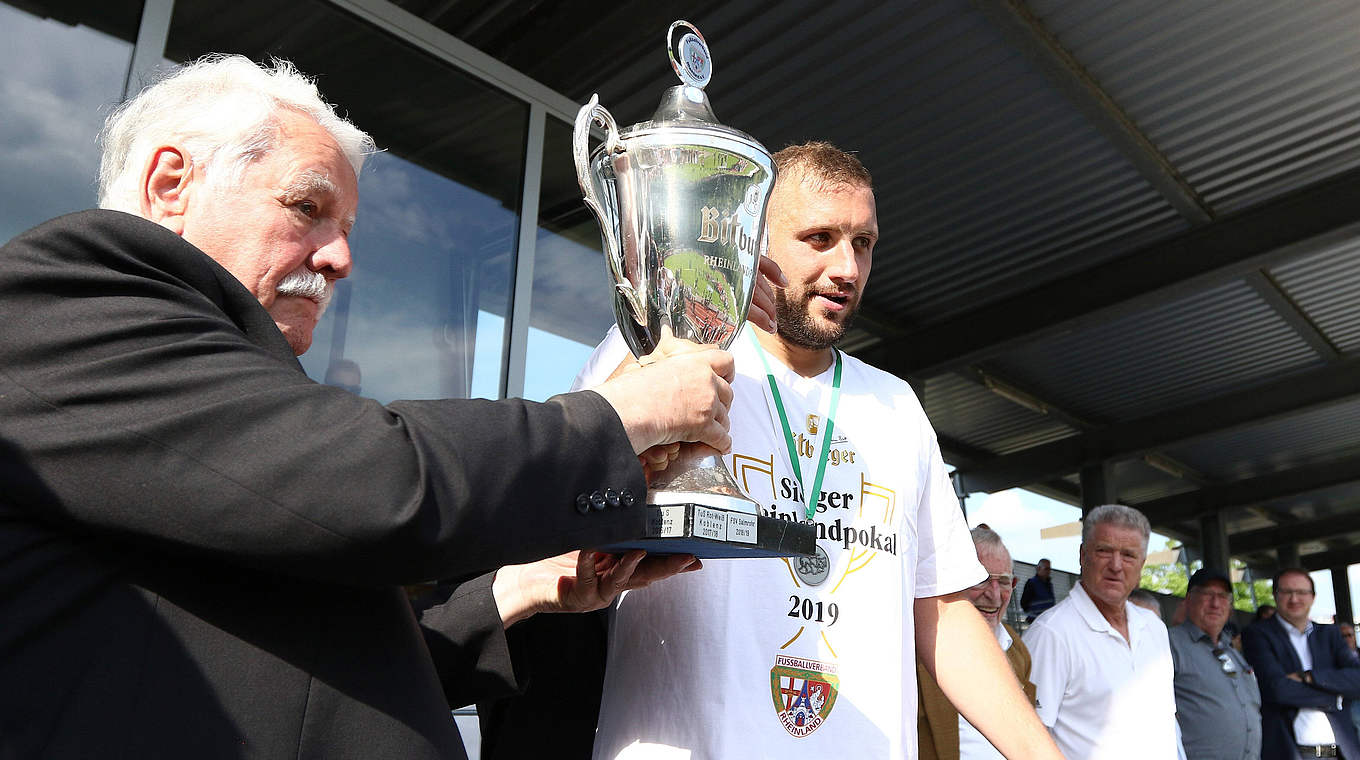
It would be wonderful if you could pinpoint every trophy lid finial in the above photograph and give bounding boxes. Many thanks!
[668,21,712,89]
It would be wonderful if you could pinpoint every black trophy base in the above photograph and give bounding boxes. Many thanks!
[600,502,817,558]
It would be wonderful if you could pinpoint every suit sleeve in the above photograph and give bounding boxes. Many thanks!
[1242,623,1343,709]
[0,211,647,586]
[1311,625,1360,700]
[413,573,525,708]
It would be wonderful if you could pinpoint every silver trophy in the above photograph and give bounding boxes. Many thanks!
[575,22,814,557]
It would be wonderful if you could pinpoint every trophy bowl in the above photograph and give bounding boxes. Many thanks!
[574,21,814,558]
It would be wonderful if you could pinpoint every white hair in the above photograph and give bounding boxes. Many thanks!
[98,54,374,212]
[1081,504,1151,553]
[971,525,1012,568]
[970,526,1007,555]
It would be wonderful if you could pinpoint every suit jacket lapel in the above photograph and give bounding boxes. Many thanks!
[1272,618,1305,673]
[1308,625,1330,671]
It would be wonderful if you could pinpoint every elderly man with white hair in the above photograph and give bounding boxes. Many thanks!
[917,527,1039,760]
[1024,504,1179,759]
[0,54,743,759]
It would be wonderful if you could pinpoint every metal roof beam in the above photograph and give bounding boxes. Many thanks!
[1137,453,1360,528]
[972,0,1214,225]
[1232,511,1360,555]
[865,166,1360,380]
[955,357,1360,493]
[937,435,1082,508]
[1301,545,1360,573]
[1243,270,1342,362]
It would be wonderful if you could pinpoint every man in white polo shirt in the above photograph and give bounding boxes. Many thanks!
[1024,504,1178,758]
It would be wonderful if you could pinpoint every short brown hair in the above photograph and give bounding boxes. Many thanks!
[772,141,872,190]
[1272,567,1315,594]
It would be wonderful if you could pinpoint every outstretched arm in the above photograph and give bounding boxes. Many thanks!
[915,592,1064,759]
[492,549,700,628]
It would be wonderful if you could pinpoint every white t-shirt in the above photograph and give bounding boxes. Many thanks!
[1024,581,1178,760]
[582,326,985,759]
[957,624,1012,760]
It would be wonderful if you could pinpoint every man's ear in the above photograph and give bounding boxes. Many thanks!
[140,146,194,235]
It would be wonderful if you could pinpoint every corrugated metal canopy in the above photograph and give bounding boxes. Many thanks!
[400,0,1360,574]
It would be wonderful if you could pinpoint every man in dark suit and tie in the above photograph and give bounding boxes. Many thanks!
[0,54,750,759]
[1243,568,1360,759]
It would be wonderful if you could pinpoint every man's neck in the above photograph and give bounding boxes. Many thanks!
[1279,613,1310,634]
[1080,580,1129,631]
[754,329,835,377]
[1196,622,1224,643]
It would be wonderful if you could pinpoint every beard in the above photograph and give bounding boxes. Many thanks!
[773,284,858,350]
[275,267,333,317]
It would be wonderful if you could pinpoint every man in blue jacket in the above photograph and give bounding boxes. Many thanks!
[1242,568,1360,759]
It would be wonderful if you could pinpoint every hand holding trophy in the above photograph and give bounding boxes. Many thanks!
[574,21,815,558]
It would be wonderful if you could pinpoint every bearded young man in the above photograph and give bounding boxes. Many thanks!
[576,142,1060,759]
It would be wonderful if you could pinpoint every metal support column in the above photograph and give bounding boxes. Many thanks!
[1333,566,1354,624]
[951,471,968,520]
[1199,512,1230,576]
[124,0,175,98]
[1080,462,1112,516]
[1278,544,1302,569]
[502,103,545,399]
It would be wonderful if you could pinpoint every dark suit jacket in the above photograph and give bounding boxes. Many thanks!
[1242,617,1360,759]
[917,624,1037,760]
[475,608,611,759]
[1020,576,1054,619]
[0,211,648,759]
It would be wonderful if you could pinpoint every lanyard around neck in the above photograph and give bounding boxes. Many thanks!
[747,331,843,521]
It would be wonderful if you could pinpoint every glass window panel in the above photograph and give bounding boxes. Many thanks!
[0,1,140,242]
[165,0,528,402]
[523,117,618,401]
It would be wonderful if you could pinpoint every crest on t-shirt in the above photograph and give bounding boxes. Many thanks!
[769,654,839,737]
[806,414,820,435]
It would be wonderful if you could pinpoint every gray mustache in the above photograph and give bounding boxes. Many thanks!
[276,268,333,313]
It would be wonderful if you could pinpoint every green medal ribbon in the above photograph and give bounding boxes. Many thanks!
[747,331,843,521]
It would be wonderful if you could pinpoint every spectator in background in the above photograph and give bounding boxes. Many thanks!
[917,527,1039,760]
[1340,620,1359,661]
[1021,558,1056,623]
[1225,620,1244,652]
[1025,504,1178,759]
[1170,568,1262,760]
[1341,619,1360,746]
[1255,604,1277,623]
[1242,568,1360,760]
[1130,588,1165,621]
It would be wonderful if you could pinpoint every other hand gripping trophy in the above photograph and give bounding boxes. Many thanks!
[575,21,814,558]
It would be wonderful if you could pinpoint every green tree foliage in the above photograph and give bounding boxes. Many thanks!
[1139,540,1274,612]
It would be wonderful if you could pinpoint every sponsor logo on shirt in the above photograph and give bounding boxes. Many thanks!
[769,655,839,738]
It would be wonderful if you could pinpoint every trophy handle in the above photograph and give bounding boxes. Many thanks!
[573,95,647,328]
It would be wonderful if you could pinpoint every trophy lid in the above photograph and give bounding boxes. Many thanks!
[621,21,765,150]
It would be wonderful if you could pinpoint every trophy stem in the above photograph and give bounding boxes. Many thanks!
[646,443,762,514]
